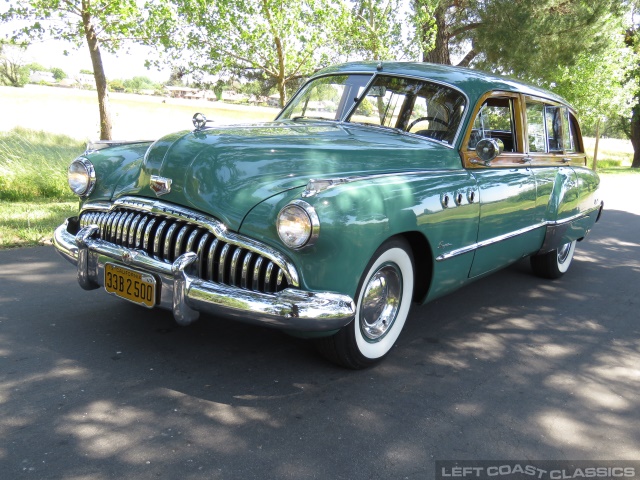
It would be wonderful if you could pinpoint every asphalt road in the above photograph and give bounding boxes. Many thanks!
[1,175,639,479]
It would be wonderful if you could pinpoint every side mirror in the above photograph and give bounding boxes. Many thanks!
[475,138,504,164]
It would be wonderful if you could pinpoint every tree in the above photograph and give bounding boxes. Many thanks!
[337,0,436,61]
[123,75,157,93]
[621,5,640,169]
[50,67,67,81]
[0,44,29,87]
[1,1,173,140]
[419,0,624,73]
[543,29,633,169]
[550,41,633,169]
[27,62,48,72]
[164,0,347,107]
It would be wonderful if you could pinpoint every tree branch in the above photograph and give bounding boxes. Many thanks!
[456,48,478,67]
[285,49,314,82]
[61,0,83,17]
[449,21,483,39]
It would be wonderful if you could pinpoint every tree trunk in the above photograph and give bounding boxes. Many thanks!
[422,4,451,65]
[592,118,600,171]
[82,1,112,140]
[277,76,287,109]
[631,106,640,169]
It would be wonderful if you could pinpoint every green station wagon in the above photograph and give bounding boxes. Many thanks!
[54,62,603,368]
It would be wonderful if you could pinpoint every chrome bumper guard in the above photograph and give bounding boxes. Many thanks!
[53,221,355,331]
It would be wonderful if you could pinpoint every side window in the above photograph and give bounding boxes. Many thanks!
[467,97,517,153]
[545,105,563,152]
[569,113,584,153]
[526,103,545,152]
[526,101,581,154]
[564,110,583,153]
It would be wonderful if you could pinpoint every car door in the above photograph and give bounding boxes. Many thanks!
[461,92,543,278]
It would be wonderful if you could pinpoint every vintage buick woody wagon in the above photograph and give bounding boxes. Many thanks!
[54,62,603,368]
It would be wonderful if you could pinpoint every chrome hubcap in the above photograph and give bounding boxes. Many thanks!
[360,263,402,341]
[557,242,572,265]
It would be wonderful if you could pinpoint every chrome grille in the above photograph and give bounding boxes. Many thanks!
[79,208,290,293]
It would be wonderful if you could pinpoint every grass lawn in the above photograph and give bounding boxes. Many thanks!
[0,201,77,248]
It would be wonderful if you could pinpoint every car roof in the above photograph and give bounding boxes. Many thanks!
[314,61,569,107]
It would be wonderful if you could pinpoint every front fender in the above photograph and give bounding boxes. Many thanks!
[79,142,152,205]
[240,171,480,300]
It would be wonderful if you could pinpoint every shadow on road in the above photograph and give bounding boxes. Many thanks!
[0,209,638,479]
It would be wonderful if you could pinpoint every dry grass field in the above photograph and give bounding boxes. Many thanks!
[0,84,280,141]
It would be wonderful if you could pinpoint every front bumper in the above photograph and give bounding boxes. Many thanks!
[53,220,355,331]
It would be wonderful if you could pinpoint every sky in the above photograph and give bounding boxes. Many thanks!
[1,20,170,83]
[22,40,170,82]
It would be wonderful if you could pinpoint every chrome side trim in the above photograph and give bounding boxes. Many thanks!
[85,140,152,153]
[300,170,461,198]
[436,222,547,261]
[53,223,355,331]
[436,205,602,262]
[79,197,300,287]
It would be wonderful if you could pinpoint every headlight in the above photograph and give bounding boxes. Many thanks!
[67,157,96,196]
[277,200,320,249]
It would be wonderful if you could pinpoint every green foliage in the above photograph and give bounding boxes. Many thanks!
[79,69,94,75]
[0,128,84,201]
[421,0,624,72]
[617,4,640,168]
[161,0,347,106]
[338,0,437,61]
[1,1,156,55]
[542,30,634,135]
[122,76,158,93]
[109,78,126,92]
[472,0,624,77]
[27,62,47,72]
[50,67,67,81]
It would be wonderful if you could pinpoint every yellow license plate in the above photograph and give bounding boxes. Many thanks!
[104,263,156,308]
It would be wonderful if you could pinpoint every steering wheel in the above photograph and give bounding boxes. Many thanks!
[407,116,449,131]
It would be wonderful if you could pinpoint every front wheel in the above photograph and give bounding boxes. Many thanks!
[316,238,414,369]
[530,240,576,279]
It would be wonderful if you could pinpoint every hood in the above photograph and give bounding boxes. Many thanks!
[115,121,457,230]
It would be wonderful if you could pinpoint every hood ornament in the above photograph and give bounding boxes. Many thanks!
[192,112,211,131]
[150,175,172,196]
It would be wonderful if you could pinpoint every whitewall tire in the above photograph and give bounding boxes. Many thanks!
[316,238,414,369]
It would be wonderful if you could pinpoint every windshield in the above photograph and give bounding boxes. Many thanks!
[278,73,467,146]
[348,75,467,145]
[278,74,373,121]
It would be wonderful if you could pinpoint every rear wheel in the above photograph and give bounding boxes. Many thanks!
[530,240,576,279]
[316,238,414,369]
